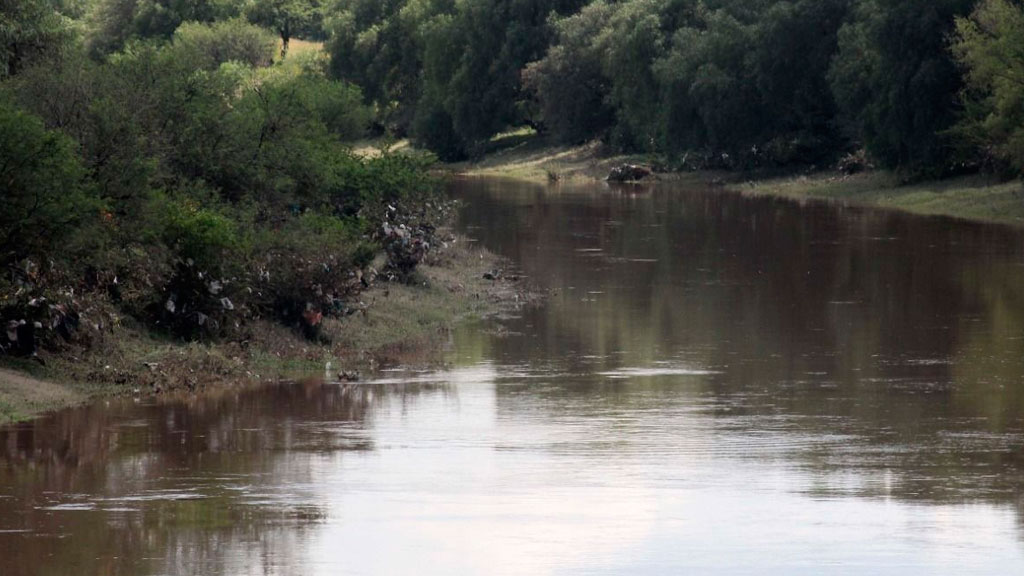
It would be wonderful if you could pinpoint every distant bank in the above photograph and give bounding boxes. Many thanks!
[446,132,1024,228]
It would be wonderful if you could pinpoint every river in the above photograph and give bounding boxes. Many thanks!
[3,176,1024,574]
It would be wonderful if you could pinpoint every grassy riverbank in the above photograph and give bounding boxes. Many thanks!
[726,172,1024,226]
[447,129,657,183]
[452,133,1024,227]
[0,234,533,423]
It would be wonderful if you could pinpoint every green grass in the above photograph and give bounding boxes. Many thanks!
[732,172,1024,226]
[0,401,21,422]
[274,38,324,64]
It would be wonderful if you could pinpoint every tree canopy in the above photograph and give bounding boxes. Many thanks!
[324,0,1024,175]
[953,0,1024,174]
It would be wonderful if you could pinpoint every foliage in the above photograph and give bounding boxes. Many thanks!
[325,0,1023,175]
[327,0,439,133]
[521,2,616,144]
[172,18,277,69]
[86,0,241,56]
[1,0,74,77]
[521,0,848,165]
[601,0,667,152]
[829,0,975,176]
[0,99,102,268]
[330,0,587,157]
[1,26,433,345]
[249,210,369,338]
[952,0,1024,174]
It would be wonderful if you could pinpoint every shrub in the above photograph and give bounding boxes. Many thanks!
[150,194,246,339]
[172,18,277,70]
[250,211,370,339]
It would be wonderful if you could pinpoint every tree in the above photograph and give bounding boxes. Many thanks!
[745,0,850,162]
[952,0,1024,173]
[1,0,72,77]
[391,0,588,157]
[327,0,442,134]
[0,100,101,267]
[85,0,242,56]
[522,1,616,143]
[829,0,975,176]
[655,6,757,157]
[601,0,667,152]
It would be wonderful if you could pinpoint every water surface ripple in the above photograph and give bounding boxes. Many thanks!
[4,178,1024,574]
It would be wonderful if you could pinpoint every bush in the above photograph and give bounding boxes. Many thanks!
[250,211,370,339]
[172,18,277,70]
[148,193,245,339]
[279,74,372,140]
[0,102,104,357]
[162,197,241,272]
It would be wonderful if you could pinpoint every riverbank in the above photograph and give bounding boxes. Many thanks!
[448,130,656,183]
[727,171,1024,226]
[451,133,1024,227]
[0,232,535,423]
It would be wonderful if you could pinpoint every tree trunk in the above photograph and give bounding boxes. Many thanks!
[280,20,291,59]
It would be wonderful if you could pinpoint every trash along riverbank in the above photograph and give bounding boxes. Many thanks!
[0,221,538,424]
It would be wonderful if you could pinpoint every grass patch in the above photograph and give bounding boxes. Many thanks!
[275,38,323,63]
[324,233,536,366]
[731,172,1024,226]
[350,137,413,159]
[450,133,654,183]
[0,400,20,422]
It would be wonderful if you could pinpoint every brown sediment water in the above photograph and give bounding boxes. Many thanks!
[4,176,1024,574]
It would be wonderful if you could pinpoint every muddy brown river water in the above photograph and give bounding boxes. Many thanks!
[4,177,1024,574]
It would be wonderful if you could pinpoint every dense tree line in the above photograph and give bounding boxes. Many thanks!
[0,0,437,354]
[329,0,1024,176]
[328,0,588,159]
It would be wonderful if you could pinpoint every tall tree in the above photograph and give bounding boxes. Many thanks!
[328,0,442,134]
[406,0,588,158]
[522,1,617,144]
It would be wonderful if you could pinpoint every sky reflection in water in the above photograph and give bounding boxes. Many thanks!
[3,177,1024,574]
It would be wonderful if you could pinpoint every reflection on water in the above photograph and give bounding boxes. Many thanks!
[4,177,1024,574]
